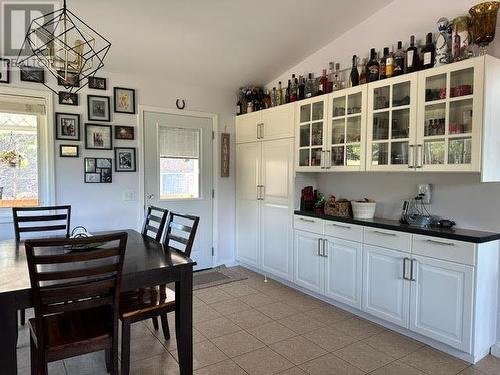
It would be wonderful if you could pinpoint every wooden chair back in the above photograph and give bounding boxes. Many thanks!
[25,233,128,349]
[12,205,71,241]
[162,212,199,257]
[141,206,168,242]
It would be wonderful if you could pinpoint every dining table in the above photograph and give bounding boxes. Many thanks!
[0,229,196,375]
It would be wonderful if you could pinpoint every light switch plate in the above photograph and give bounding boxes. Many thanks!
[123,190,137,201]
[417,184,431,204]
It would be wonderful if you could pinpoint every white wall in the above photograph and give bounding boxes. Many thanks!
[0,69,236,265]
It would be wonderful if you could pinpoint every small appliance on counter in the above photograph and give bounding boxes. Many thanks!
[399,195,456,228]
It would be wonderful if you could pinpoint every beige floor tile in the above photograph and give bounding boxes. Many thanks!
[458,367,487,375]
[299,353,365,375]
[277,367,308,375]
[363,330,424,359]
[246,321,297,345]
[303,325,361,352]
[64,351,108,375]
[263,286,303,301]
[400,347,470,375]
[333,341,394,372]
[332,317,384,340]
[193,304,223,323]
[227,308,273,329]
[238,292,279,308]
[304,306,352,326]
[193,359,247,375]
[211,330,265,357]
[284,295,326,312]
[233,347,295,374]
[129,351,180,375]
[371,361,427,375]
[278,313,328,335]
[171,340,228,370]
[158,327,207,352]
[18,361,66,375]
[220,283,259,298]
[472,355,500,375]
[270,336,327,365]
[195,316,242,339]
[209,298,252,315]
[195,288,233,304]
[256,301,300,320]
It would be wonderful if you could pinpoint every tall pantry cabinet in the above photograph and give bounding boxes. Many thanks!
[235,103,295,280]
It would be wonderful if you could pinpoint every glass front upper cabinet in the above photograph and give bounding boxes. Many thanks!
[366,73,418,170]
[416,58,481,171]
[296,97,327,170]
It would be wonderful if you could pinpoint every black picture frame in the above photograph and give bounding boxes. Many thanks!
[59,144,79,158]
[88,95,111,122]
[113,87,136,114]
[57,71,80,87]
[84,157,112,183]
[58,91,79,106]
[85,123,113,150]
[55,113,80,141]
[20,66,45,83]
[114,125,135,140]
[88,76,106,90]
[114,147,136,172]
[0,58,10,84]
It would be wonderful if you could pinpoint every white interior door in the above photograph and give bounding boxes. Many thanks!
[143,110,213,270]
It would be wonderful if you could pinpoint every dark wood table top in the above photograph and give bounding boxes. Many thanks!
[0,229,196,299]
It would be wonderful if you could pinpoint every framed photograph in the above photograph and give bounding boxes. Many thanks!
[59,144,79,158]
[88,95,111,122]
[88,76,106,90]
[85,158,96,172]
[114,87,136,114]
[85,123,112,150]
[55,113,80,141]
[0,58,10,83]
[85,173,101,183]
[58,91,79,106]
[114,125,135,140]
[20,66,45,83]
[115,147,136,172]
[57,71,80,87]
[84,158,112,183]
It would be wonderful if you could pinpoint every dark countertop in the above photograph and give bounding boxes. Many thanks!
[294,210,500,244]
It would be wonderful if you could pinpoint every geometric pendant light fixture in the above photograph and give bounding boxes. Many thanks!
[16,0,111,94]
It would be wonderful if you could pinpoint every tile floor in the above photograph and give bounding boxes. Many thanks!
[16,266,500,374]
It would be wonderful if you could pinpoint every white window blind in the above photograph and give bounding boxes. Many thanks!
[159,126,200,158]
[0,94,46,115]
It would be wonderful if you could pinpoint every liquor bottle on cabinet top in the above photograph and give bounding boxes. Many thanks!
[290,74,298,102]
[406,35,420,72]
[380,47,389,79]
[422,32,436,69]
[298,75,305,100]
[359,58,367,84]
[366,48,380,82]
[236,98,242,115]
[318,69,328,95]
[271,87,277,107]
[327,62,335,93]
[337,63,347,89]
[285,79,291,103]
[349,55,359,87]
[386,48,394,78]
[393,41,405,76]
[277,81,283,105]
[305,73,315,98]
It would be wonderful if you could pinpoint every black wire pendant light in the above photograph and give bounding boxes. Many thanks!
[16,0,111,94]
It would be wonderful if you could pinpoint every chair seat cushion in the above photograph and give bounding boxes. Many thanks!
[29,305,113,353]
[119,286,175,319]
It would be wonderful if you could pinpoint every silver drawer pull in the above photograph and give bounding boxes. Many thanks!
[331,223,351,229]
[299,218,315,223]
[371,230,397,237]
[426,239,455,246]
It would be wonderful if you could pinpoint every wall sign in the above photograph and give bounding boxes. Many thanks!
[221,133,230,177]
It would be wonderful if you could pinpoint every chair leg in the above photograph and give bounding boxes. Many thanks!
[160,314,170,340]
[30,334,37,375]
[121,321,131,375]
[152,316,159,330]
[20,309,26,326]
[105,348,111,374]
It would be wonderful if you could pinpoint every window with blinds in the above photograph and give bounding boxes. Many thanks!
[158,126,201,200]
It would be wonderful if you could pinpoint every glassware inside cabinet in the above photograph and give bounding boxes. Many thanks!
[346,144,361,166]
[392,108,410,139]
[347,93,362,115]
[372,143,389,165]
[312,102,324,121]
[374,86,390,110]
[299,149,310,167]
[390,142,409,165]
[393,81,411,107]
[346,116,361,142]
[299,125,310,147]
[311,148,323,166]
[331,146,345,166]
[332,97,346,118]
[311,122,324,145]
[300,105,311,123]
[424,103,446,136]
[449,99,473,134]
[448,137,472,164]
[425,74,447,102]
[373,112,390,140]
[450,68,473,98]
[424,140,445,165]
[332,119,345,144]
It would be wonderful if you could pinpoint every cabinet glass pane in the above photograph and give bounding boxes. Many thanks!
[332,97,345,117]
[332,119,345,144]
[450,68,473,98]
[449,99,473,134]
[425,74,447,101]
[448,138,472,164]
[311,122,323,146]
[424,103,446,136]
[373,112,389,140]
[347,93,362,115]
[300,105,311,123]
[346,116,361,143]
[392,108,410,139]
[299,149,310,167]
[372,143,389,165]
[312,102,324,121]
[374,86,390,110]
[391,141,408,165]
[346,145,361,166]
[311,148,323,166]
[424,140,445,164]
[393,81,411,107]
[331,146,345,166]
[300,125,310,147]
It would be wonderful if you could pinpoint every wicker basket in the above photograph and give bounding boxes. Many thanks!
[324,198,352,217]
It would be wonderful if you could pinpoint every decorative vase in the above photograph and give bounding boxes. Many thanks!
[469,1,500,56]
[435,17,452,65]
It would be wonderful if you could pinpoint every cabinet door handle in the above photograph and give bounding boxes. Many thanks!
[317,238,323,256]
[408,145,415,169]
[371,230,397,237]
[425,239,455,246]
[260,185,265,200]
[320,150,325,169]
[331,223,351,229]
[256,185,263,200]
[402,257,408,280]
[323,239,328,257]
[410,259,417,281]
[325,150,331,169]
[299,218,315,223]
[260,123,264,139]
[416,144,423,169]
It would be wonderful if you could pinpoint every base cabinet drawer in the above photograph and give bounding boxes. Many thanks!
[364,227,411,253]
[324,221,363,242]
[294,215,323,234]
[412,235,476,266]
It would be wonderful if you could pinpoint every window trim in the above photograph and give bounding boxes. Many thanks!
[0,87,55,223]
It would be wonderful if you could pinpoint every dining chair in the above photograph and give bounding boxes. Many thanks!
[12,205,72,326]
[141,206,169,242]
[25,232,128,375]
[119,212,199,375]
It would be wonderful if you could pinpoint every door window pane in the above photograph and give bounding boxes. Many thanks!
[311,148,322,167]
[300,104,311,123]
[346,116,361,142]
[332,97,345,117]
[347,93,362,115]
[299,125,310,147]
[331,146,344,166]
[448,138,472,164]
[311,122,323,146]
[391,141,409,165]
[299,149,310,166]
[425,74,447,101]
[374,86,390,110]
[424,140,445,165]
[372,143,389,166]
[424,103,446,136]
[332,119,345,144]
[393,81,411,106]
[391,108,410,139]
[312,102,324,121]
[449,99,473,134]
[373,112,389,140]
[346,145,361,166]
[450,68,473,98]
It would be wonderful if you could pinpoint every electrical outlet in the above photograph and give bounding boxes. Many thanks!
[417,184,431,204]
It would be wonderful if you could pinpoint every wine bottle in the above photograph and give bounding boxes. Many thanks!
[236,98,242,115]
[277,81,283,105]
[349,55,359,87]
[366,48,380,82]
[421,32,436,69]
[271,87,277,107]
[386,48,394,78]
[380,47,389,80]
[406,35,420,73]
[305,73,315,98]
[318,69,328,95]
[393,41,405,76]
[290,74,298,102]
[298,75,305,100]
[359,58,367,84]
[327,62,334,93]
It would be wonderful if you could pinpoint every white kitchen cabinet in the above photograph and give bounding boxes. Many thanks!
[362,245,411,328]
[324,236,362,309]
[409,255,474,352]
[293,230,324,293]
[236,111,261,144]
